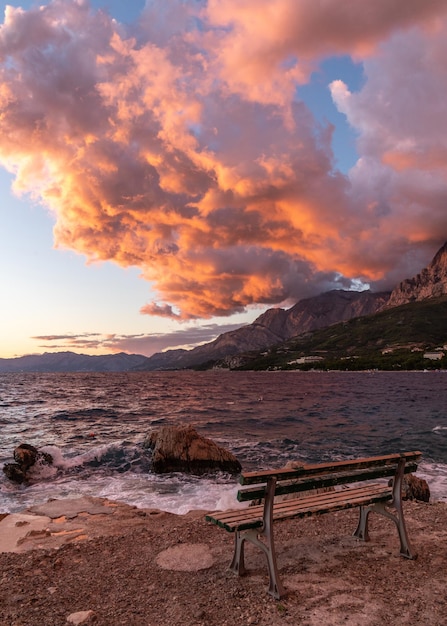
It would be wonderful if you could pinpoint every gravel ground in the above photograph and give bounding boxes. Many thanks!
[1,498,447,626]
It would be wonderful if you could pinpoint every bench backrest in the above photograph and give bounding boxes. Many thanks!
[237,451,422,503]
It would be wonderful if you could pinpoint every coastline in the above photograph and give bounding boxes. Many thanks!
[1,496,447,625]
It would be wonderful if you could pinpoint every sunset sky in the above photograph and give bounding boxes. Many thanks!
[1,0,447,359]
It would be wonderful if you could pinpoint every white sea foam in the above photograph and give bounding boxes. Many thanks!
[95,475,248,515]
[417,460,447,503]
[0,467,244,515]
[39,442,133,470]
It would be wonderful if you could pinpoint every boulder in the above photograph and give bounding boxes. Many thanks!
[402,474,430,502]
[2,463,27,484]
[2,443,53,483]
[283,460,305,470]
[14,443,40,469]
[146,425,241,475]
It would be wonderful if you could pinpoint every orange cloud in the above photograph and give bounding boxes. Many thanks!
[204,0,446,108]
[1,1,447,321]
[382,146,447,172]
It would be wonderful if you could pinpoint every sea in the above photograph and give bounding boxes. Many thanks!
[1,370,447,515]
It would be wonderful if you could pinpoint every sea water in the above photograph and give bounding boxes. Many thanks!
[1,370,447,514]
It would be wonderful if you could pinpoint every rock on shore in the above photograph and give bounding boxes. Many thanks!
[145,424,242,475]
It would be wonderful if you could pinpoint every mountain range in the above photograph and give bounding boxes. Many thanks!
[0,351,148,373]
[2,241,447,373]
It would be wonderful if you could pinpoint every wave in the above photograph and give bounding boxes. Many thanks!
[418,460,447,503]
[28,441,153,481]
[2,444,447,517]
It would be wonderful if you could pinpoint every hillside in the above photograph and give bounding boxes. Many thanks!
[0,352,149,373]
[136,289,389,370]
[217,297,447,371]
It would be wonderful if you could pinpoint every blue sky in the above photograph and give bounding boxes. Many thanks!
[1,1,446,358]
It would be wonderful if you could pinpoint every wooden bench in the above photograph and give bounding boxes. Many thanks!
[206,451,422,599]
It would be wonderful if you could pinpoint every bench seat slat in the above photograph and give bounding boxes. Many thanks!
[213,483,391,525]
[240,451,422,485]
[206,483,393,532]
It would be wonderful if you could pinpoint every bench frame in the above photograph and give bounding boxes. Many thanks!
[206,451,422,599]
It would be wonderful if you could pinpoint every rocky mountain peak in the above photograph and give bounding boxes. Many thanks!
[386,241,447,308]
[283,289,390,339]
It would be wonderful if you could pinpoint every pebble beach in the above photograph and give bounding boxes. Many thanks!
[1,496,446,626]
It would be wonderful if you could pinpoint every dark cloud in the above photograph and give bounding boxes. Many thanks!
[1,0,447,324]
[31,323,243,356]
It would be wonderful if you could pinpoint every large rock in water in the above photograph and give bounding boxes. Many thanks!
[14,443,41,470]
[2,463,27,483]
[2,443,53,484]
[146,425,241,475]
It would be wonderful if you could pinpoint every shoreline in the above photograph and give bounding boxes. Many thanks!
[1,456,446,517]
[1,496,447,625]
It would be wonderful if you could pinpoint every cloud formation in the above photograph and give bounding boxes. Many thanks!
[32,322,242,354]
[1,0,447,320]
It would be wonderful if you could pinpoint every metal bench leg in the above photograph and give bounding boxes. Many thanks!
[229,477,286,599]
[353,501,416,558]
[245,529,286,599]
[394,509,415,559]
[260,530,286,600]
[230,531,247,575]
[260,476,286,599]
[354,459,416,559]
[388,457,417,559]
[353,505,371,542]
[369,502,416,559]
[229,528,286,599]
